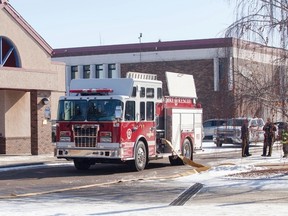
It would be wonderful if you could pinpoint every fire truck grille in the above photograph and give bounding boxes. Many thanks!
[73,124,99,148]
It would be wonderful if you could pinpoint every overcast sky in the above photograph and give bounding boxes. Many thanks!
[8,0,236,48]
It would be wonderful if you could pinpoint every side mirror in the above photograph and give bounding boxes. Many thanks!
[115,106,122,120]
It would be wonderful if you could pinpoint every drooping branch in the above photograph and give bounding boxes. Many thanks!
[225,0,288,119]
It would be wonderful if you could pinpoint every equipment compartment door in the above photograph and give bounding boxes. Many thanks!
[171,109,203,152]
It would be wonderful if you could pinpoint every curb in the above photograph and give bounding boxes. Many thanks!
[0,162,47,169]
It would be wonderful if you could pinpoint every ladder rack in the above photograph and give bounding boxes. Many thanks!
[126,72,157,80]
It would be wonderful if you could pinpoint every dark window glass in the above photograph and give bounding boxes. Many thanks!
[140,102,145,120]
[125,101,135,121]
[57,100,87,121]
[140,87,145,98]
[71,66,78,80]
[132,87,137,97]
[146,88,154,98]
[157,88,162,99]
[108,64,116,78]
[0,36,20,67]
[95,64,103,78]
[203,121,212,127]
[146,102,154,121]
[83,65,90,79]
[87,99,123,121]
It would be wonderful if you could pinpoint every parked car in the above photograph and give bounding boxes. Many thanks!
[203,119,227,140]
[213,117,265,147]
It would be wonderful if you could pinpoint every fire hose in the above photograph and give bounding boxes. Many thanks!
[162,139,210,172]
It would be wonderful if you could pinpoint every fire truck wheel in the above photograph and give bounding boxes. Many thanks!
[182,138,193,161]
[73,159,91,170]
[131,141,147,171]
[169,139,193,166]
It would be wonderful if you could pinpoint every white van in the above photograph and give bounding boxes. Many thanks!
[203,119,227,140]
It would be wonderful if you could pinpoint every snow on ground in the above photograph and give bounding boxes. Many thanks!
[0,141,288,216]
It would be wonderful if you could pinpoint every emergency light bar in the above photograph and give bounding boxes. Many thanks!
[70,88,113,95]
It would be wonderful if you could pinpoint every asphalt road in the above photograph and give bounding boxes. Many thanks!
[0,143,279,207]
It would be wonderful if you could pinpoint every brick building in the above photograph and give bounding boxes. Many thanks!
[52,38,286,122]
[0,1,65,155]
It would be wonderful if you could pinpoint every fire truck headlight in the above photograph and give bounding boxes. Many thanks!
[60,137,71,142]
[100,137,112,143]
[100,132,112,143]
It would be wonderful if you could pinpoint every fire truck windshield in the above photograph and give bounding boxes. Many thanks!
[57,99,123,121]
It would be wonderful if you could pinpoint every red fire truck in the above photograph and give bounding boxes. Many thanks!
[54,72,203,171]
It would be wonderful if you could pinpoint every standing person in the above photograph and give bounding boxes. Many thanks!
[241,119,251,157]
[262,118,277,157]
[282,123,288,158]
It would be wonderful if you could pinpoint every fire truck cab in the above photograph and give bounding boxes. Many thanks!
[54,71,203,171]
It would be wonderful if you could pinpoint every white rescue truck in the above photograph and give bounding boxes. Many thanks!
[54,72,203,171]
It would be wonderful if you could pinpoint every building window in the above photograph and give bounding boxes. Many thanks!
[83,65,90,79]
[0,36,21,67]
[71,66,78,80]
[108,64,116,78]
[95,64,103,78]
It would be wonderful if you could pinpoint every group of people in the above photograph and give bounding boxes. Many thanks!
[241,118,288,158]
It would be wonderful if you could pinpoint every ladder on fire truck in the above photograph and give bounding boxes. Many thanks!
[126,72,157,80]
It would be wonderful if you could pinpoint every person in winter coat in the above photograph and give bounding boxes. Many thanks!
[262,118,277,157]
[281,123,288,158]
[241,119,251,157]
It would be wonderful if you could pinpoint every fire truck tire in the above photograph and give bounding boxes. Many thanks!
[73,159,91,170]
[169,139,193,166]
[182,138,193,161]
[131,141,147,171]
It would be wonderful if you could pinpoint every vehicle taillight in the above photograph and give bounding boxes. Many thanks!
[60,131,71,142]
[100,131,112,143]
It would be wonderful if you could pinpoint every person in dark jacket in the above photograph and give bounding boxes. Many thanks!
[282,123,288,158]
[241,119,251,157]
[262,118,277,157]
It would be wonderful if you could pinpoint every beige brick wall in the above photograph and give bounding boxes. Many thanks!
[0,5,65,155]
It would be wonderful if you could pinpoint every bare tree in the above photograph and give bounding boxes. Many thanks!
[226,0,288,120]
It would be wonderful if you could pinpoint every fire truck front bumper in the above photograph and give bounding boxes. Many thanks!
[55,142,122,159]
